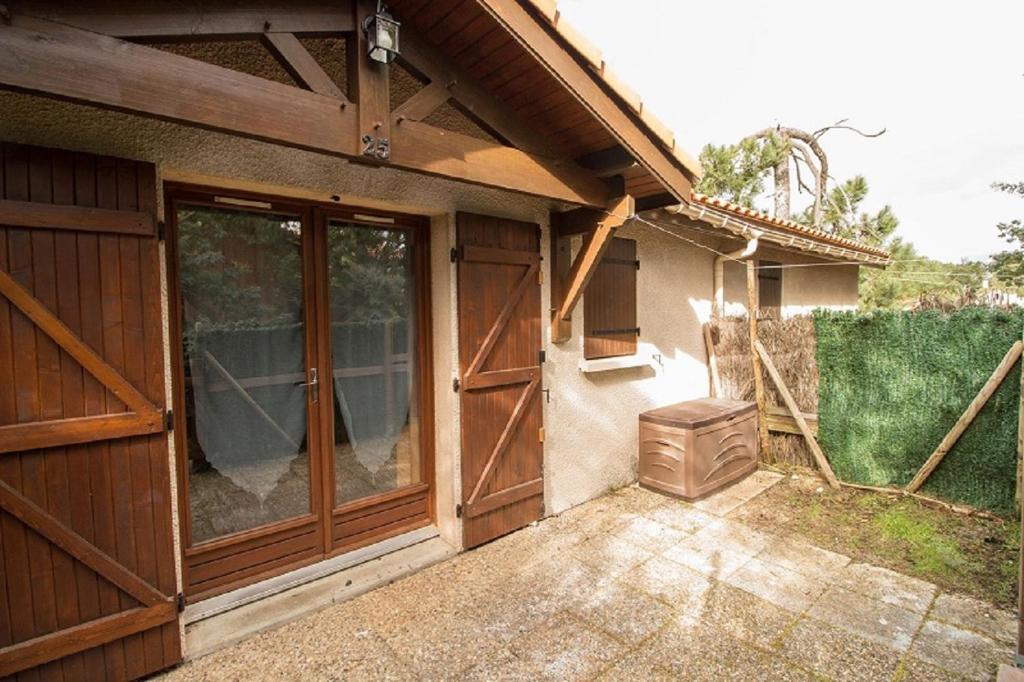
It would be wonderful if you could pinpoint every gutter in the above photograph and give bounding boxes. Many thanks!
[712,233,761,318]
[661,202,889,268]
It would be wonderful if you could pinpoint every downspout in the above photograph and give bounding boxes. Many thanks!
[713,234,761,318]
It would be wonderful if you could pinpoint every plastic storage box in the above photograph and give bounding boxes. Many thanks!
[638,398,758,500]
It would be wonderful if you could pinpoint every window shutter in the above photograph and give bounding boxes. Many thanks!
[584,237,638,359]
[757,260,782,317]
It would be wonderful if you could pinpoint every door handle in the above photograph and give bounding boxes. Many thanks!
[296,367,319,403]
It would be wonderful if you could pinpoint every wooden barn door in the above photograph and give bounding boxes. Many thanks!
[0,144,180,680]
[456,213,544,549]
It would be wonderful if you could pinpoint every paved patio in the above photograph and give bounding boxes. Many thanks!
[163,471,1016,681]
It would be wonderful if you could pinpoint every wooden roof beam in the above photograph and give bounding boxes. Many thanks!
[8,1,355,39]
[0,14,610,207]
[550,195,635,343]
[576,145,637,177]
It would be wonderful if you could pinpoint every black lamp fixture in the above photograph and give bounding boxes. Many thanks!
[364,1,400,65]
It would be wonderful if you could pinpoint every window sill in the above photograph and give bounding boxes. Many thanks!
[578,353,655,373]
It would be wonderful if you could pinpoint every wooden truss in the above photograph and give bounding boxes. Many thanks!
[0,2,618,207]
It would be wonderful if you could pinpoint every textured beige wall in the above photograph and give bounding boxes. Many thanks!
[543,221,720,513]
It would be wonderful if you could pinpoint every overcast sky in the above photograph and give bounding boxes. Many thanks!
[557,0,1024,262]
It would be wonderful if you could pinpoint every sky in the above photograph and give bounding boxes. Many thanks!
[556,0,1024,263]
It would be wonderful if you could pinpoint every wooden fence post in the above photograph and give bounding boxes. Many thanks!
[755,340,839,488]
[906,340,1023,493]
[703,322,722,398]
[746,261,770,455]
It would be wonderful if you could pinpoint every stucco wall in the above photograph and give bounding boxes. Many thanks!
[0,91,861,546]
[722,243,860,318]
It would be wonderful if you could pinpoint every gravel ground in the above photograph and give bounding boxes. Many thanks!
[161,471,1015,681]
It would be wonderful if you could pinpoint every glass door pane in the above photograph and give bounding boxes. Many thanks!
[177,205,312,544]
[326,221,421,506]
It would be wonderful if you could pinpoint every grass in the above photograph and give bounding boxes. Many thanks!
[732,471,1021,610]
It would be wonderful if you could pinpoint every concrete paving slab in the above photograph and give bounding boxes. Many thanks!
[570,533,655,577]
[930,592,1018,647]
[834,562,939,614]
[779,616,903,682]
[642,502,718,534]
[900,657,973,681]
[636,620,817,681]
[809,585,924,652]
[911,620,1013,681]
[724,470,785,502]
[620,555,713,615]
[613,515,690,553]
[998,664,1024,682]
[691,516,774,556]
[702,582,800,651]
[662,533,756,580]
[692,491,750,516]
[598,652,679,681]
[566,578,673,646]
[756,535,851,580]
[724,557,829,614]
[502,612,625,681]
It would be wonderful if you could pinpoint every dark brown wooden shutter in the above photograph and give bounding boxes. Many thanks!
[584,237,638,360]
[0,143,181,680]
[757,260,782,318]
[456,212,543,549]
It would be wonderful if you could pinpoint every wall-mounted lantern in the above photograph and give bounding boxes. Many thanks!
[364,3,400,65]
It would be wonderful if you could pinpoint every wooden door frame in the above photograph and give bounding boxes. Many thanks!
[165,183,435,599]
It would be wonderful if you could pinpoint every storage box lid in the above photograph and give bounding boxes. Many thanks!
[639,398,756,429]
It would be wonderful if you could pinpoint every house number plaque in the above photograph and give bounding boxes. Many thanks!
[362,134,390,161]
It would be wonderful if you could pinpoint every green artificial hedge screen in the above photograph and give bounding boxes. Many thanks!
[814,307,1024,516]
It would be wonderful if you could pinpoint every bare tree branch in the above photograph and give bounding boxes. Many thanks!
[813,118,886,139]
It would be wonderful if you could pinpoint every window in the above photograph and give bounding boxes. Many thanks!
[757,260,782,317]
[584,237,639,359]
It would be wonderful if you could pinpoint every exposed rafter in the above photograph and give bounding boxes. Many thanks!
[577,145,637,178]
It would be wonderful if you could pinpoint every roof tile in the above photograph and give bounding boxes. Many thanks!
[690,192,890,259]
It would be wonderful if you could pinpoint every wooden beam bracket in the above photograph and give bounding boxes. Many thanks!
[549,195,634,344]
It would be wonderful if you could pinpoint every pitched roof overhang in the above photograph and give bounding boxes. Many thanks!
[645,194,891,266]
[389,0,700,207]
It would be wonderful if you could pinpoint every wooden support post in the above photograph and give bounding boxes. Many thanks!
[746,261,770,455]
[350,0,391,161]
[549,195,634,343]
[703,322,722,398]
[906,340,1023,493]
[1017,336,1024,515]
[755,340,840,488]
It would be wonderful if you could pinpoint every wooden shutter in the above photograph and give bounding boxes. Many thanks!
[757,260,782,318]
[456,212,543,549]
[0,143,181,680]
[584,237,638,360]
